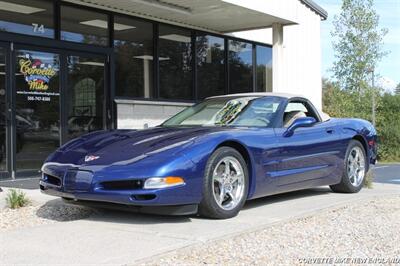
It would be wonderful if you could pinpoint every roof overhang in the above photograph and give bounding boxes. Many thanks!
[300,0,328,20]
[64,0,303,33]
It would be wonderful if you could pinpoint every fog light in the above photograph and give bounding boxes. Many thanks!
[143,177,185,189]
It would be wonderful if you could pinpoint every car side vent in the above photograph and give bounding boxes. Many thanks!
[100,180,143,190]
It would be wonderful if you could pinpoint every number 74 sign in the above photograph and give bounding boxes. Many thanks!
[32,23,45,34]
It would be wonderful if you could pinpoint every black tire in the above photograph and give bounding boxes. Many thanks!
[330,140,367,193]
[198,146,249,219]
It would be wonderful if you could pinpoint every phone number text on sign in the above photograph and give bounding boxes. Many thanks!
[16,90,60,102]
[27,96,51,102]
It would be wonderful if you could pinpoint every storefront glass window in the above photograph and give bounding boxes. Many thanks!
[159,25,193,100]
[114,16,154,98]
[67,55,105,140]
[0,0,54,38]
[196,35,225,99]
[0,47,6,172]
[228,40,253,94]
[61,6,108,46]
[256,45,272,92]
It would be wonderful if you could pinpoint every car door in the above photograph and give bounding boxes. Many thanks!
[271,99,343,191]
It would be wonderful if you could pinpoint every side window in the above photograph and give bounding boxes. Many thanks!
[283,101,319,128]
[231,97,283,127]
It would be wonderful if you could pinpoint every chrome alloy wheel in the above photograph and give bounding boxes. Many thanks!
[212,156,245,211]
[347,146,366,187]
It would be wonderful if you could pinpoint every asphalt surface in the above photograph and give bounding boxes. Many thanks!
[372,163,400,185]
[0,177,40,190]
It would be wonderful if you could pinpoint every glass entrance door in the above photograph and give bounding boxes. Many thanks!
[14,49,60,175]
[3,47,109,178]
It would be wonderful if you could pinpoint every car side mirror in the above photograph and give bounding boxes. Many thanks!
[283,117,316,137]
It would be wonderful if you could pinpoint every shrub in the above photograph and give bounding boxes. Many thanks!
[364,170,374,189]
[6,189,30,209]
[375,93,400,162]
[323,81,400,162]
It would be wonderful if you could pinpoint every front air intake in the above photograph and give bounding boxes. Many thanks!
[132,194,156,201]
[43,173,61,187]
[100,180,143,190]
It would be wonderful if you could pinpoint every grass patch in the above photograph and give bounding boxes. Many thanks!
[364,170,374,189]
[6,189,30,209]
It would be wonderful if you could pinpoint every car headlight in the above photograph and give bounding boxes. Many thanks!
[143,177,185,189]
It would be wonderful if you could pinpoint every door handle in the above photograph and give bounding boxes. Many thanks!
[326,128,334,134]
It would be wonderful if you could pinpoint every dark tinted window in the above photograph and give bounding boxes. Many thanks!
[159,25,193,100]
[196,35,225,99]
[66,55,105,140]
[0,0,54,38]
[114,16,154,98]
[61,6,108,46]
[0,47,6,172]
[228,40,253,94]
[256,46,272,92]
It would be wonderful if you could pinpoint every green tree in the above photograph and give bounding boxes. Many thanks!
[331,0,387,92]
[396,83,400,95]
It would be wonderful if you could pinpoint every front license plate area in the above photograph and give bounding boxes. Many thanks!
[64,170,93,192]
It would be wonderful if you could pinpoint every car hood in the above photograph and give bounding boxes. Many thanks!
[46,127,226,166]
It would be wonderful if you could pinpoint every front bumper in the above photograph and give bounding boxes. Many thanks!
[62,197,198,215]
[39,165,202,214]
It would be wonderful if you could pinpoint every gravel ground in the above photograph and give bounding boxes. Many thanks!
[0,199,94,232]
[147,196,400,265]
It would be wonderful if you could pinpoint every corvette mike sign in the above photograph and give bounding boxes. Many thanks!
[17,54,59,102]
[19,57,57,91]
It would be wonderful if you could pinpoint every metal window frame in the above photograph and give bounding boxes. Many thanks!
[0,42,11,178]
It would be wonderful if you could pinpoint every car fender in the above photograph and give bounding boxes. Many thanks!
[180,132,258,199]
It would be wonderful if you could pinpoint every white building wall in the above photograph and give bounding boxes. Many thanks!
[116,99,192,129]
[231,0,323,109]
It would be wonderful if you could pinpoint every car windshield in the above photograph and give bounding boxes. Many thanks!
[162,96,284,127]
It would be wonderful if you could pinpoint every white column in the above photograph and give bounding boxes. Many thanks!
[272,23,284,92]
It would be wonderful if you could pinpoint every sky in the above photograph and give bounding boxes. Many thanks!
[317,0,400,91]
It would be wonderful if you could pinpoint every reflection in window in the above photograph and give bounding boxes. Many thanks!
[0,0,54,38]
[114,16,153,98]
[159,25,193,100]
[256,46,272,92]
[61,6,108,46]
[228,40,253,94]
[67,56,104,140]
[0,48,6,172]
[163,96,283,128]
[196,35,225,99]
[74,78,96,116]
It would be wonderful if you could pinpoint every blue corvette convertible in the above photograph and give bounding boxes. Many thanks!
[40,93,377,219]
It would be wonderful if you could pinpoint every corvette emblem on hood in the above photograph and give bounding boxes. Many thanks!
[85,155,100,162]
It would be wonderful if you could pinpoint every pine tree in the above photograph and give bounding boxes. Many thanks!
[396,83,400,95]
